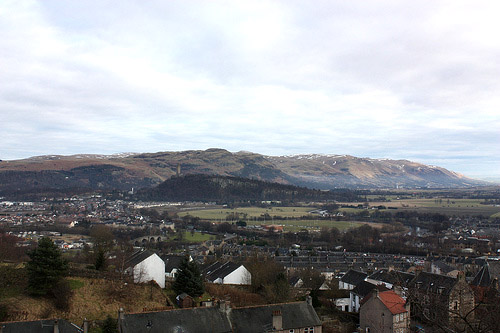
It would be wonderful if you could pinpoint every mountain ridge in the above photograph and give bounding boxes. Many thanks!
[0,149,488,197]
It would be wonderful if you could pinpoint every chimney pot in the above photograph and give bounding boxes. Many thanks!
[272,309,283,330]
[83,318,89,333]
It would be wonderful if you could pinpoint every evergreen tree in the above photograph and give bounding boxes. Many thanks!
[94,247,107,271]
[101,315,118,333]
[172,257,204,297]
[26,237,68,296]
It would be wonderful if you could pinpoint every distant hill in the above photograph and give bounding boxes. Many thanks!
[0,149,487,197]
[137,174,360,202]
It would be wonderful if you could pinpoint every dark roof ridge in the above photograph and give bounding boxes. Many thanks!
[124,306,215,315]
[231,300,305,310]
[0,318,64,324]
[123,300,309,316]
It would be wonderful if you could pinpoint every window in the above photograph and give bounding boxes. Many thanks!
[289,330,294,333]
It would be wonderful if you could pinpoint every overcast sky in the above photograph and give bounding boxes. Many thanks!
[1,1,499,179]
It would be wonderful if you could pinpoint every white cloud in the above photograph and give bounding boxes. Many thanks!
[0,0,499,177]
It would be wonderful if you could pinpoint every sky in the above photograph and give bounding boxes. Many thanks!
[1,1,499,179]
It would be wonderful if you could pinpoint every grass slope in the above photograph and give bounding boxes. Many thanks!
[1,275,169,324]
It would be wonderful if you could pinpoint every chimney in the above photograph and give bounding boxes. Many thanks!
[272,310,283,331]
[372,288,380,298]
[118,308,125,333]
[218,300,231,315]
[393,285,403,297]
[53,320,59,333]
[306,295,312,306]
[83,319,89,333]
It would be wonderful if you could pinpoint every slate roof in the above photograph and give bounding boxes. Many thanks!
[119,301,321,333]
[471,261,500,287]
[340,269,367,286]
[363,291,408,315]
[352,281,389,298]
[230,302,321,332]
[0,319,81,333]
[204,261,242,282]
[289,276,303,287]
[162,255,185,273]
[119,307,232,333]
[125,249,157,269]
[367,269,414,287]
[432,260,456,274]
[411,272,457,295]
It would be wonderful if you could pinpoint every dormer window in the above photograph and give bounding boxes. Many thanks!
[416,282,422,289]
[438,286,445,294]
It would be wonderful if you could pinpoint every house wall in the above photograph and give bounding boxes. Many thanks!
[133,254,165,288]
[335,298,350,312]
[350,293,361,313]
[392,309,410,333]
[166,268,178,279]
[339,281,355,290]
[360,297,409,333]
[223,265,251,285]
[448,279,475,329]
[409,277,473,328]
[360,297,393,333]
[274,325,322,333]
[365,278,393,289]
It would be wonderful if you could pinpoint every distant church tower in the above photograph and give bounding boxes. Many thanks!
[176,163,181,177]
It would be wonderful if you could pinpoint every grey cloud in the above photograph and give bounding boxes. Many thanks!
[0,0,499,179]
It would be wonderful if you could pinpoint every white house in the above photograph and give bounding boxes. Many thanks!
[349,281,389,312]
[339,269,367,290]
[204,261,251,285]
[125,249,165,288]
[163,254,192,279]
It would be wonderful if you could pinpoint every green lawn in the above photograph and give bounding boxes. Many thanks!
[67,278,85,290]
[171,231,216,243]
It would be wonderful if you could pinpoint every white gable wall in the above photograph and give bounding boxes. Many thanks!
[133,253,165,288]
[222,265,251,285]
[165,268,178,278]
[365,278,393,289]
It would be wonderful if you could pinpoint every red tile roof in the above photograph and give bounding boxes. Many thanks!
[379,291,407,315]
[364,290,407,315]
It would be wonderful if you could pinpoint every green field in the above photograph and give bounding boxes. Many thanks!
[340,198,500,217]
[177,206,366,231]
[491,212,500,219]
[385,198,500,217]
[172,231,216,243]
[244,219,362,232]
[178,206,315,220]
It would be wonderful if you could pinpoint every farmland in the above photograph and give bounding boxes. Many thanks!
[177,206,315,220]
[177,206,366,231]
[364,198,500,217]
